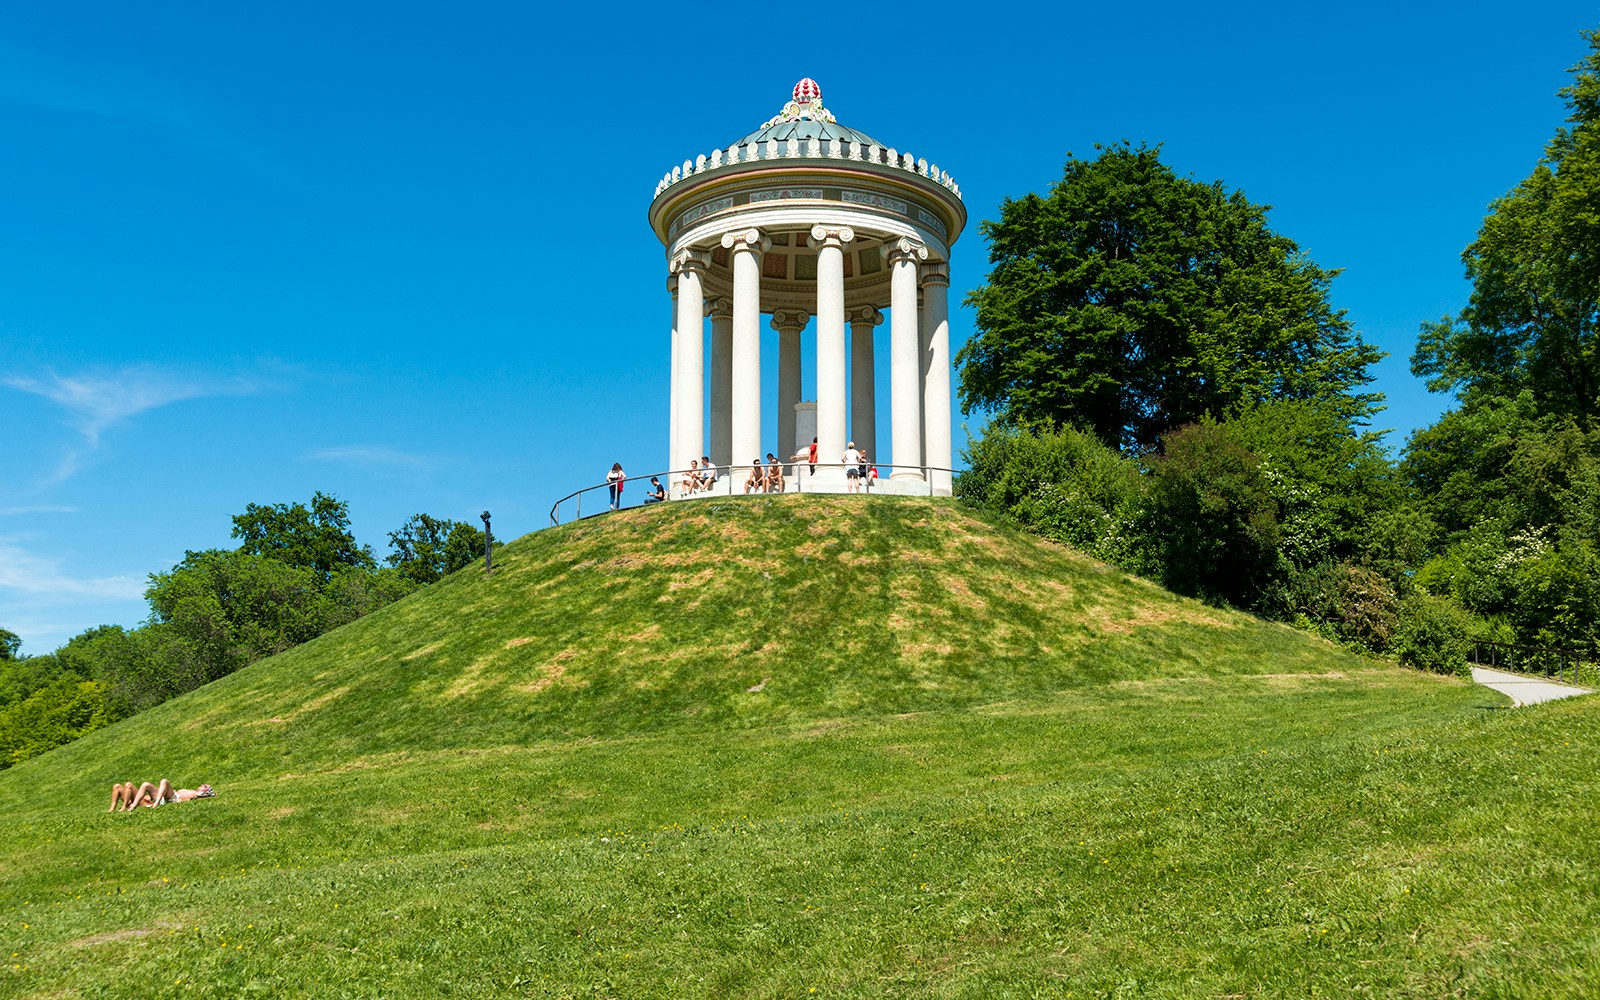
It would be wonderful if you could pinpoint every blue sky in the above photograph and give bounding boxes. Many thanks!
[3,1,1596,654]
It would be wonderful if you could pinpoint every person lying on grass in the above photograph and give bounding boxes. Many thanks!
[108,780,215,811]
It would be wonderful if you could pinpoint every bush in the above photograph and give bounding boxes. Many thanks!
[1141,420,1281,609]
[1392,592,1473,676]
[956,423,1143,565]
[1290,561,1400,654]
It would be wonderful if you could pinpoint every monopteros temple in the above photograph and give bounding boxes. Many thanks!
[649,79,966,495]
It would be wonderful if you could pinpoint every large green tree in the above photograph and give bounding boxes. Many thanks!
[957,142,1382,452]
[1413,30,1600,426]
[386,514,486,585]
[231,491,375,580]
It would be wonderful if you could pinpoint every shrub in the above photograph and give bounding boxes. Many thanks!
[1392,592,1473,676]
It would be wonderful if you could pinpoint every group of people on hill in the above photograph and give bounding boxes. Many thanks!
[679,455,724,495]
[603,436,879,509]
[742,454,788,494]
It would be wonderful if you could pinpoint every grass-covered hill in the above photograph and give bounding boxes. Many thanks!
[4,496,1599,998]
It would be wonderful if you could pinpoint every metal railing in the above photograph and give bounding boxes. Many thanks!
[1470,641,1599,688]
[548,462,961,526]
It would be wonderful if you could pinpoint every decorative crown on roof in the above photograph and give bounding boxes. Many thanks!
[761,77,837,128]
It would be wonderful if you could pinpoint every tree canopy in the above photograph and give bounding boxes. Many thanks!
[957,142,1382,452]
[386,514,486,585]
[1413,30,1600,427]
[231,491,375,580]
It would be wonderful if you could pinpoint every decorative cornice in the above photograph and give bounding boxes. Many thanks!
[807,224,856,250]
[770,309,811,333]
[720,228,771,255]
[669,248,711,275]
[884,237,929,265]
[847,305,884,327]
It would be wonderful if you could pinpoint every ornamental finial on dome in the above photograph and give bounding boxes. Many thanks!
[761,78,837,128]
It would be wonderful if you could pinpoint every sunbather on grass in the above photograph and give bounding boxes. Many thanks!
[109,780,214,811]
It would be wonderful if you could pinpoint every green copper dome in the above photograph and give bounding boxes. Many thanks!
[732,79,885,150]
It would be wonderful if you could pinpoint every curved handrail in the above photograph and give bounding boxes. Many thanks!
[548,462,963,527]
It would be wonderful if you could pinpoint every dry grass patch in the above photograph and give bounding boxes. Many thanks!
[68,927,165,948]
[1089,602,1234,635]
[666,568,716,592]
[402,642,444,661]
[505,637,534,648]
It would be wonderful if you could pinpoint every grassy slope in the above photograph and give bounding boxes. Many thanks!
[2,496,1598,998]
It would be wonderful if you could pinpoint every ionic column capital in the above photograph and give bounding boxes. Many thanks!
[807,224,856,249]
[770,309,810,334]
[920,262,951,288]
[707,297,733,320]
[885,237,928,265]
[720,228,771,255]
[669,248,711,275]
[847,305,884,327]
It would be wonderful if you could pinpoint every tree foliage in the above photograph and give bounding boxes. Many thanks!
[1413,30,1600,427]
[957,142,1382,452]
[387,514,486,585]
[231,491,375,580]
[0,494,472,768]
[1140,420,1282,608]
[1402,29,1600,655]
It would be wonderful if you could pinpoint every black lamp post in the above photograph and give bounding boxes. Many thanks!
[480,511,492,573]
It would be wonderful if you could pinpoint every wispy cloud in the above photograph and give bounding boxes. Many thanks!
[0,504,80,516]
[4,365,265,483]
[0,538,145,601]
[305,446,436,473]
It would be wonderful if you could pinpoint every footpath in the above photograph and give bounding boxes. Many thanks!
[1471,666,1594,707]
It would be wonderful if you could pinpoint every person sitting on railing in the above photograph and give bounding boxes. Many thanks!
[699,456,718,492]
[643,476,666,504]
[744,458,765,494]
[680,460,700,496]
[764,453,785,493]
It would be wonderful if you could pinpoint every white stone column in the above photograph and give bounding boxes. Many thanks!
[708,298,733,471]
[921,263,953,495]
[771,309,809,464]
[849,305,882,464]
[809,224,853,481]
[887,238,928,482]
[721,228,769,470]
[667,274,678,478]
[670,249,710,478]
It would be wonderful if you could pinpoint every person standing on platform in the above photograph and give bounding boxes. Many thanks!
[843,442,863,493]
[607,462,626,509]
[808,437,818,476]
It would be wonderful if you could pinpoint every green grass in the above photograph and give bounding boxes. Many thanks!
[3,496,1598,997]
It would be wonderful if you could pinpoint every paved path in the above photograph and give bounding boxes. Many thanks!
[1472,666,1594,707]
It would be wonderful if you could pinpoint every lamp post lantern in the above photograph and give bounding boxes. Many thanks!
[480,510,492,573]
